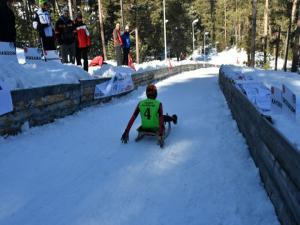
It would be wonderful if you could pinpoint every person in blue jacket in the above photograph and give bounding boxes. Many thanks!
[121,25,131,66]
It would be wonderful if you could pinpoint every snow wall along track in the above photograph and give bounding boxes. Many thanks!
[219,67,300,225]
[0,63,216,136]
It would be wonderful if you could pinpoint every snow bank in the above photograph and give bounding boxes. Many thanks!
[221,65,300,150]
[0,48,93,90]
[89,63,135,78]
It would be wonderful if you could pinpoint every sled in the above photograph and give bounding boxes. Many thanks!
[135,121,171,148]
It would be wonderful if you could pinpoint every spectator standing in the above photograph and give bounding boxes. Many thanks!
[74,13,91,71]
[113,23,123,66]
[0,0,16,43]
[55,7,76,64]
[121,25,131,66]
[33,0,56,51]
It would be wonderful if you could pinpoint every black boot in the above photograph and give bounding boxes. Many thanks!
[172,114,177,124]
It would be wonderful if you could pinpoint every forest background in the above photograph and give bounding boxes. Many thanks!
[11,0,300,71]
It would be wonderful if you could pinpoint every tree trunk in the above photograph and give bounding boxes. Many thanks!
[68,0,74,20]
[224,0,227,47]
[291,19,300,72]
[73,0,77,15]
[210,0,216,44]
[250,0,257,67]
[275,26,281,71]
[283,0,298,71]
[292,0,298,23]
[235,0,238,45]
[98,0,107,60]
[54,0,61,15]
[120,0,125,30]
[263,0,269,64]
[283,2,294,71]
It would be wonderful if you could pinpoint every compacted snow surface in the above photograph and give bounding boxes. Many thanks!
[0,68,279,225]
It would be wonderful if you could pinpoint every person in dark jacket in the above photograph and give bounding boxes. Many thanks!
[121,25,131,66]
[55,7,76,64]
[0,0,16,43]
[33,0,56,51]
[74,13,90,71]
[113,23,123,66]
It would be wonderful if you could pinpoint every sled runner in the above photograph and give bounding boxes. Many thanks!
[135,120,172,148]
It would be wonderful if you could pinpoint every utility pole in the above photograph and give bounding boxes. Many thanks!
[98,0,107,60]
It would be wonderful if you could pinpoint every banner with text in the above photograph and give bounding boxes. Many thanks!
[0,42,17,63]
[271,86,283,114]
[94,72,134,99]
[0,81,13,116]
[24,47,42,63]
[282,84,296,119]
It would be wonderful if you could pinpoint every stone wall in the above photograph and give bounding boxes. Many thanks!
[219,69,300,225]
[0,63,214,136]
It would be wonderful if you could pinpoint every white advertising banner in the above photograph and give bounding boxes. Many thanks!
[94,72,134,99]
[271,86,283,114]
[44,50,61,62]
[24,47,42,63]
[0,42,17,63]
[0,81,13,116]
[236,81,271,113]
[282,84,296,119]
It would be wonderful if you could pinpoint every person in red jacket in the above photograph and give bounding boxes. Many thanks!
[75,12,91,71]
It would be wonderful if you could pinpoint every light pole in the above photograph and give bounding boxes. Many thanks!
[163,0,167,61]
[204,31,209,60]
[192,19,199,54]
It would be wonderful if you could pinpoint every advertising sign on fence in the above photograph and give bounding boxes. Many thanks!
[282,84,296,119]
[94,72,134,99]
[271,86,283,114]
[44,50,61,62]
[0,81,13,116]
[236,81,271,113]
[24,47,42,63]
[0,42,17,63]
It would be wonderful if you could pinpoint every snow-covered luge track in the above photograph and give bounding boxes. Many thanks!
[0,68,279,225]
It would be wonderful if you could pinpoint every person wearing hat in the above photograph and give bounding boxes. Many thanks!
[33,0,56,51]
[0,0,16,43]
[74,12,91,71]
[55,6,76,64]
[121,84,177,144]
[121,25,131,66]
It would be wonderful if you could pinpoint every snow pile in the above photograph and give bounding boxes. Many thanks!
[89,63,135,78]
[208,48,247,66]
[89,59,197,77]
[221,65,300,150]
[0,48,92,90]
